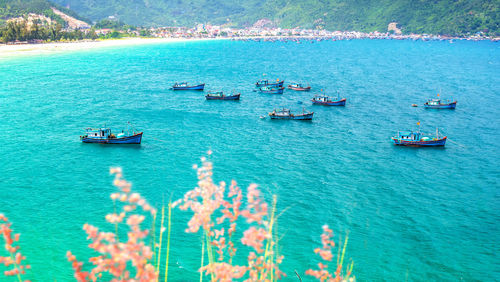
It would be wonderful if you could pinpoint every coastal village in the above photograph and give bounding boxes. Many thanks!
[146,24,496,42]
[120,20,497,42]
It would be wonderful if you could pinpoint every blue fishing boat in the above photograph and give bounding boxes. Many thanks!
[172,82,205,90]
[288,83,311,91]
[80,127,143,144]
[311,95,346,106]
[255,79,284,88]
[259,86,284,94]
[269,108,314,120]
[391,128,446,147]
[424,98,457,109]
[205,91,240,100]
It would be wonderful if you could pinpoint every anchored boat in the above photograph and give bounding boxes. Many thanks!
[311,95,346,106]
[205,91,240,100]
[424,98,457,109]
[269,108,314,120]
[172,82,205,90]
[255,79,284,88]
[80,127,142,144]
[288,83,311,91]
[259,86,285,94]
[391,128,446,147]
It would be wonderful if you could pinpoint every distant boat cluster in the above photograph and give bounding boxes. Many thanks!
[231,34,496,43]
[253,79,347,120]
[81,80,457,147]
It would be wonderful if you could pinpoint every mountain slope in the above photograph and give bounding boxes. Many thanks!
[0,0,90,26]
[37,0,500,35]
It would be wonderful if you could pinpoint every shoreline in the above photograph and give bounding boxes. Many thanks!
[0,34,496,58]
[0,37,221,57]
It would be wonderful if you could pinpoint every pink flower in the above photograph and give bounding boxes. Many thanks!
[110,193,120,200]
[0,215,30,279]
[126,215,145,226]
[109,167,122,175]
[67,169,158,281]
[241,227,268,253]
[307,225,352,281]
[128,193,140,203]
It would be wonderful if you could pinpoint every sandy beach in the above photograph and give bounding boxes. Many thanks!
[0,37,214,57]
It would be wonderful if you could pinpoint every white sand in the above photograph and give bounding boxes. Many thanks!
[0,37,216,57]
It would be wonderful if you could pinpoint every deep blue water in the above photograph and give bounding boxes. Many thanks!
[0,39,499,281]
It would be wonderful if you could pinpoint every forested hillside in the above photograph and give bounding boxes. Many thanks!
[0,0,90,26]
[1,0,498,35]
[49,0,499,35]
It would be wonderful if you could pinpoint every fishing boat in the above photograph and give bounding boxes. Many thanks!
[311,95,346,106]
[259,86,285,94]
[205,91,240,100]
[391,128,446,147]
[288,83,311,91]
[80,127,143,144]
[171,82,205,90]
[268,108,314,120]
[255,79,284,88]
[424,98,457,109]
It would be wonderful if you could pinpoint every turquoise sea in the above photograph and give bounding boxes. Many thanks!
[0,39,499,281]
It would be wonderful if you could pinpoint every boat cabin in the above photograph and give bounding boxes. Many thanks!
[426,99,442,106]
[426,98,455,105]
[257,79,282,86]
[207,91,224,97]
[272,109,291,116]
[314,96,331,102]
[84,128,114,139]
[397,131,422,141]
[174,82,189,87]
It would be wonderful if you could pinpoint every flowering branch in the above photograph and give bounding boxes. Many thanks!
[306,225,354,282]
[0,214,31,282]
[67,167,158,281]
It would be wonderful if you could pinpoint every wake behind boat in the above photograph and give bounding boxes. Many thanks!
[269,108,314,120]
[205,91,240,100]
[80,127,143,144]
[172,82,205,90]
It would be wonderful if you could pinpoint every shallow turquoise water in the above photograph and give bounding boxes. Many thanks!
[0,39,499,281]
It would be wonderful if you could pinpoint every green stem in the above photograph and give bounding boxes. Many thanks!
[199,231,205,282]
[8,252,22,282]
[156,205,165,278]
[205,231,215,281]
[164,202,172,282]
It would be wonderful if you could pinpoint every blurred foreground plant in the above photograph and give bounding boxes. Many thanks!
[306,225,354,282]
[0,214,31,281]
[1,154,354,281]
[175,153,284,281]
[66,167,158,281]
